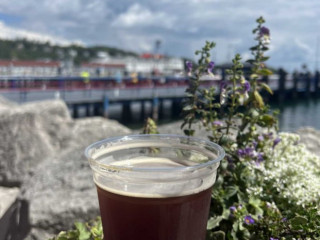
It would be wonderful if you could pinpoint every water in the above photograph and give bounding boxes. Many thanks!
[273,98,320,132]
[77,97,320,132]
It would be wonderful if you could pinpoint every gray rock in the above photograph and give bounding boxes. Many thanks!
[157,120,210,139]
[0,95,132,238]
[0,187,20,240]
[0,186,20,219]
[72,117,132,148]
[296,127,320,156]
[22,146,99,237]
[0,100,72,184]
[25,228,54,240]
[21,116,131,238]
[0,95,17,110]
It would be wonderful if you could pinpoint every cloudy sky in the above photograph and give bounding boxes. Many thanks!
[0,0,319,72]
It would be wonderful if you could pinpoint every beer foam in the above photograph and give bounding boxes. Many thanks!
[94,157,217,198]
[110,156,194,168]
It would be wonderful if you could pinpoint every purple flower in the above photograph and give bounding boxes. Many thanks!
[207,61,215,73]
[281,217,287,222]
[213,120,223,127]
[265,132,273,139]
[257,152,264,162]
[229,206,237,213]
[238,204,243,209]
[237,147,254,158]
[252,140,258,148]
[255,153,264,166]
[220,81,227,90]
[243,81,251,92]
[258,135,264,141]
[227,156,235,169]
[237,149,245,157]
[273,137,281,148]
[186,61,192,75]
[244,215,255,225]
[259,26,270,38]
[227,156,233,163]
[244,147,254,157]
[270,238,278,240]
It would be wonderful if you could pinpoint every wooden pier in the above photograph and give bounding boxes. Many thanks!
[0,70,319,122]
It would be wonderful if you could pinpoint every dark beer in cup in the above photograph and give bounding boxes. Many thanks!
[86,135,224,240]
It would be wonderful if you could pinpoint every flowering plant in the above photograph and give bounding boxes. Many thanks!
[181,17,320,240]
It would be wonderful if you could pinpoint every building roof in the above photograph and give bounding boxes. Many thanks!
[81,62,126,68]
[0,60,60,67]
[140,53,164,59]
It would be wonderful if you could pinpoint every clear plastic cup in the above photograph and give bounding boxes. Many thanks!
[85,134,225,240]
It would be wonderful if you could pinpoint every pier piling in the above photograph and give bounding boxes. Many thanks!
[103,96,109,118]
[278,68,286,104]
[140,101,145,121]
[73,104,79,118]
[152,97,159,121]
[121,101,132,123]
[315,71,319,97]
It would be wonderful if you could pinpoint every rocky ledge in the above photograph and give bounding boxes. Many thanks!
[0,97,131,239]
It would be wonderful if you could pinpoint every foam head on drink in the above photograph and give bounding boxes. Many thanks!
[86,135,224,240]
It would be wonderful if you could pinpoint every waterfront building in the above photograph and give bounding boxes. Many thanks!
[91,52,185,76]
[0,60,60,77]
[79,62,126,77]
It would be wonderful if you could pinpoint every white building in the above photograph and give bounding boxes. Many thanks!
[0,60,60,77]
[79,62,126,77]
[92,53,184,76]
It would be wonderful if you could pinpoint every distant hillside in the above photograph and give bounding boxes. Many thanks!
[0,38,138,65]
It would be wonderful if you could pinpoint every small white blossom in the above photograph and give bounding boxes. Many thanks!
[248,133,320,207]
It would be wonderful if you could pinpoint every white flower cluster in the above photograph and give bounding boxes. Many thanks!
[249,133,320,207]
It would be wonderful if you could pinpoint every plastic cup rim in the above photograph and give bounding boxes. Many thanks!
[85,134,225,173]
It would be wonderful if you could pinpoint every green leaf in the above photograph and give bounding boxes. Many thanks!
[256,68,273,76]
[254,91,264,108]
[225,186,238,199]
[180,121,188,129]
[183,105,194,111]
[250,46,259,51]
[249,197,264,216]
[259,114,276,126]
[290,216,308,230]
[211,231,225,240]
[260,82,273,94]
[207,216,223,230]
[90,218,103,238]
[231,230,238,240]
[231,223,239,240]
[221,208,230,219]
[75,222,91,240]
[250,73,259,79]
[212,103,221,108]
[239,221,245,231]
[184,129,195,136]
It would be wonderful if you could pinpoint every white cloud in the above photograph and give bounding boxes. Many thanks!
[0,21,83,46]
[0,0,319,71]
[111,3,176,29]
